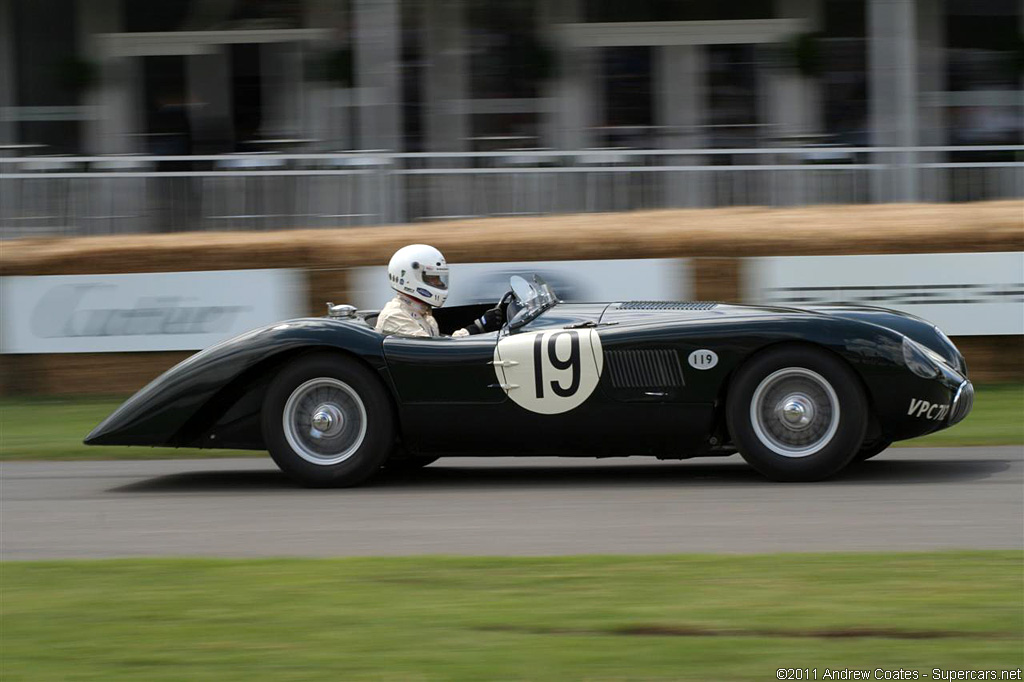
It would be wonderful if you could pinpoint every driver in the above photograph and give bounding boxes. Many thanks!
[375,244,505,338]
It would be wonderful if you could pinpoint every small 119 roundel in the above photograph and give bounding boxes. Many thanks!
[688,349,718,370]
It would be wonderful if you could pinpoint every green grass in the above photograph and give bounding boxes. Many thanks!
[1,384,1021,460]
[2,553,1021,681]
[0,396,253,460]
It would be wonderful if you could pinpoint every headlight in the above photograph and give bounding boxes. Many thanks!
[902,338,940,378]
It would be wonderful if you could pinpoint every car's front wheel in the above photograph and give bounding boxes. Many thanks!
[262,353,394,487]
[726,345,868,481]
[854,438,893,462]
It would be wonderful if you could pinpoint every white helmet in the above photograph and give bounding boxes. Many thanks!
[387,244,450,307]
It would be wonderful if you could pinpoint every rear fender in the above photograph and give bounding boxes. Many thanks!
[84,318,387,448]
[175,345,389,450]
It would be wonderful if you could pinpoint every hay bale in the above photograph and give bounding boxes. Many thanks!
[3,201,1021,276]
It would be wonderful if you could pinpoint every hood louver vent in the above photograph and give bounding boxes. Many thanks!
[619,301,718,311]
[606,349,685,389]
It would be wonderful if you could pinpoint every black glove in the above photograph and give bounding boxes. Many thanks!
[468,306,504,335]
[497,290,515,317]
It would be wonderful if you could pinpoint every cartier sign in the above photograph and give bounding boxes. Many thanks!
[1,270,305,353]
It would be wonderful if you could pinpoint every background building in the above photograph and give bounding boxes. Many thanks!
[1,0,1021,234]
[3,0,1021,155]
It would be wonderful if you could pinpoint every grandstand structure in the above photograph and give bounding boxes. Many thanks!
[1,0,1021,234]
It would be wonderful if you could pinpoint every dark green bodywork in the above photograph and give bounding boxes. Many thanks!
[85,299,969,458]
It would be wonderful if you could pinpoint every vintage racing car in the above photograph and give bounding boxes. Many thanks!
[86,275,974,486]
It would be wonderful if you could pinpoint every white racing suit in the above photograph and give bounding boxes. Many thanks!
[375,294,469,337]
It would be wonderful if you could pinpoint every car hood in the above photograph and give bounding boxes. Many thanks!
[599,300,805,324]
[802,303,965,372]
[597,300,965,373]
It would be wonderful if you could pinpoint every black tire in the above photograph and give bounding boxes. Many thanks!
[262,352,395,488]
[854,438,892,462]
[726,345,868,482]
[384,455,440,472]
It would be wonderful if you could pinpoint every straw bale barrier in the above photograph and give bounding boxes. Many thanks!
[2,200,1021,276]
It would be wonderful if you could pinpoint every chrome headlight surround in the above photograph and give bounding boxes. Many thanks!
[948,380,975,425]
[933,325,967,374]
[902,337,941,379]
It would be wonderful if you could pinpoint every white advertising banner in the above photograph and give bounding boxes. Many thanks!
[1,269,306,353]
[745,252,1024,336]
[347,258,689,310]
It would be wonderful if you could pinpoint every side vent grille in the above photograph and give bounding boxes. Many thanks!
[606,349,685,389]
[619,301,718,311]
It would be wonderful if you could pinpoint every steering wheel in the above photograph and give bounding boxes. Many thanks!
[497,290,517,327]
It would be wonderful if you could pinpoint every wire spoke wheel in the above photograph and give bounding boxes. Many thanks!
[749,367,840,458]
[282,377,368,466]
[728,346,867,481]
[264,354,394,487]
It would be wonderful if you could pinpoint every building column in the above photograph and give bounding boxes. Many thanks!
[0,0,15,146]
[422,0,468,152]
[303,0,350,151]
[868,0,919,202]
[656,45,707,206]
[187,48,233,152]
[261,41,306,140]
[354,0,402,151]
[543,0,599,149]
[764,0,822,141]
[657,46,706,149]
[79,0,137,154]
[916,0,946,201]
[561,49,601,149]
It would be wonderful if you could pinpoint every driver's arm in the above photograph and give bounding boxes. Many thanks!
[453,296,510,336]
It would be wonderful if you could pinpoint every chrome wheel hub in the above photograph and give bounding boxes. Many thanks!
[777,394,815,430]
[282,378,367,466]
[750,368,840,458]
[311,403,345,438]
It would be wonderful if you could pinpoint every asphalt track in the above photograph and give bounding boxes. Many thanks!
[2,447,1021,560]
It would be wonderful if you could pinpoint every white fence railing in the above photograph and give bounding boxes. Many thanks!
[1,146,1021,237]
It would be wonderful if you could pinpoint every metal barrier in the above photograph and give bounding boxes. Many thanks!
[1,146,1021,237]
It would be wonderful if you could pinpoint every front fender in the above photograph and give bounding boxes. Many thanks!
[755,314,967,442]
[661,313,965,444]
[807,304,966,373]
[84,318,386,447]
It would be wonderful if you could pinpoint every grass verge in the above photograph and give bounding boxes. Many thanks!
[2,552,1021,681]
[0,396,252,460]
[1,384,1021,460]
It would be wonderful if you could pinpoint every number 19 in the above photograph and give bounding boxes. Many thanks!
[533,331,581,399]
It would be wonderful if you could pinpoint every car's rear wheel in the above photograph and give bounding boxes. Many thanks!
[262,353,394,487]
[726,345,868,481]
[384,455,440,472]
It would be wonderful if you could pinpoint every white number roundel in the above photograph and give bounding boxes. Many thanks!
[494,329,603,415]
[688,349,718,370]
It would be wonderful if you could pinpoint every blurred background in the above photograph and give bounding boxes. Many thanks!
[0,0,1021,392]
[1,6,1022,677]
[1,0,1022,236]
